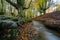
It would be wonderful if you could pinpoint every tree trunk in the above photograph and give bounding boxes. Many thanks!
[1,0,4,12]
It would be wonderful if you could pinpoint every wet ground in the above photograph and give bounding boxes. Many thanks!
[32,20,60,40]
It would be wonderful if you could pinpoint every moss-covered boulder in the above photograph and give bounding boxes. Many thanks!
[0,20,18,29]
[0,16,18,22]
[0,20,19,40]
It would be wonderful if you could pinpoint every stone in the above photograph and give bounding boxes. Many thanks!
[0,20,18,29]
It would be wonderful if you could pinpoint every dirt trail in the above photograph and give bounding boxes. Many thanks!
[18,20,60,40]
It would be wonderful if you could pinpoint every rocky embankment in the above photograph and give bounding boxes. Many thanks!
[0,16,33,40]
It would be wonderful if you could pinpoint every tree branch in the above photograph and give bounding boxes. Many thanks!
[6,0,18,9]
[23,0,32,10]
[43,2,50,11]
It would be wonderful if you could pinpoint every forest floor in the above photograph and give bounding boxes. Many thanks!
[18,22,33,40]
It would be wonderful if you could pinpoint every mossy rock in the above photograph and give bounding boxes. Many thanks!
[0,16,18,22]
[0,20,18,29]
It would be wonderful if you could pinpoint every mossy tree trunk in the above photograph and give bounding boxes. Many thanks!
[5,0,32,18]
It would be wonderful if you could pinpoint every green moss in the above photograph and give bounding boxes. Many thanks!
[0,15,18,22]
[0,12,5,15]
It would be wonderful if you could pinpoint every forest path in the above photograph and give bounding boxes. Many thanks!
[32,20,60,40]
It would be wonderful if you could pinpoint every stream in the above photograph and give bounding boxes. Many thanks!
[32,21,60,40]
